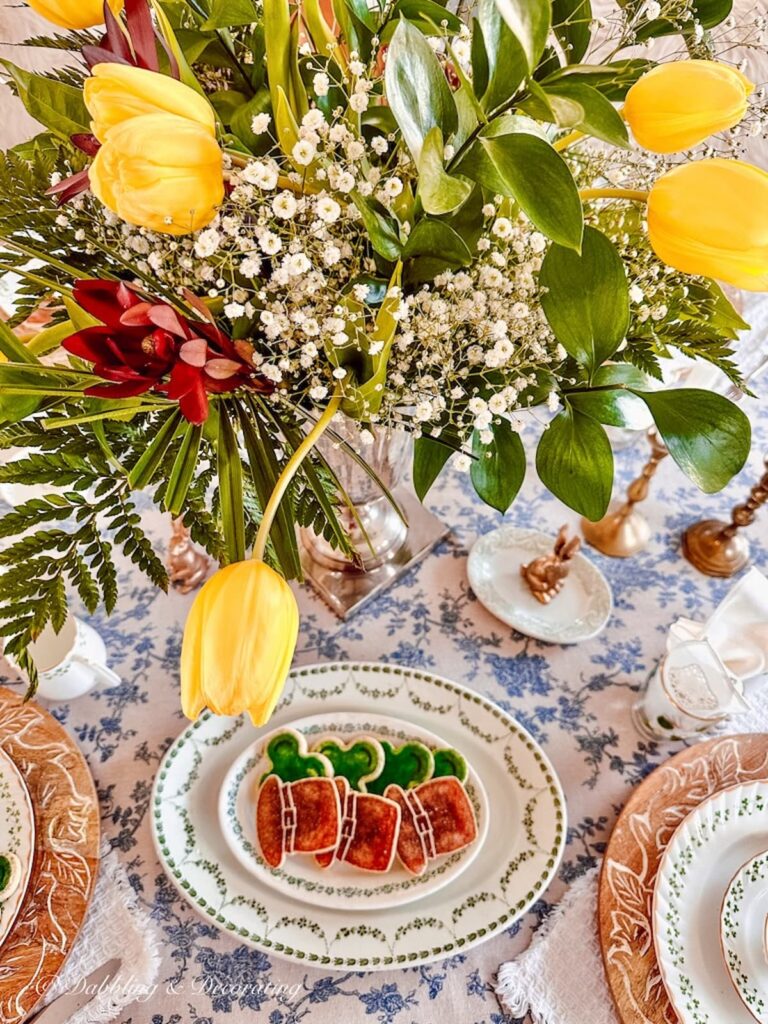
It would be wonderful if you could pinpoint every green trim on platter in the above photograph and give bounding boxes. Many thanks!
[153,662,566,969]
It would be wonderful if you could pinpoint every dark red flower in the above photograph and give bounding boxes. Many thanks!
[63,280,273,423]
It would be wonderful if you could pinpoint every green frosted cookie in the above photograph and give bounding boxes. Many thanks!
[260,729,333,783]
[433,747,468,783]
[0,853,20,899]
[365,740,434,795]
[313,736,385,791]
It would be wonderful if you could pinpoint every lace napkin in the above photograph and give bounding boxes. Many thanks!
[41,845,161,1024]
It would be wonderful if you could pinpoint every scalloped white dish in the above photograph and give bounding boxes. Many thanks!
[654,781,768,1024]
[468,526,612,644]
[721,849,768,1023]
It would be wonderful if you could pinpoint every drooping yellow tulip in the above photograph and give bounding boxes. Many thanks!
[26,0,122,29]
[89,112,224,236]
[647,159,768,291]
[180,388,344,728]
[181,560,300,726]
[624,60,754,154]
[85,64,216,143]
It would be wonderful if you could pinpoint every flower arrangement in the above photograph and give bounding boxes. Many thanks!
[0,0,764,718]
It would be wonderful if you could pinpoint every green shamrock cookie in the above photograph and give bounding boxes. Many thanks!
[365,740,434,795]
[260,729,333,783]
[432,747,468,783]
[313,736,385,791]
[0,853,21,900]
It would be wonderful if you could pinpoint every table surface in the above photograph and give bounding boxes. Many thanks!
[1,363,767,1024]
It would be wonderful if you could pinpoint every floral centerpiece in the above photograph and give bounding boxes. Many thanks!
[0,0,764,719]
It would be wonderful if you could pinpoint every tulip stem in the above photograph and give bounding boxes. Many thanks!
[579,187,650,203]
[252,385,343,562]
[554,131,584,152]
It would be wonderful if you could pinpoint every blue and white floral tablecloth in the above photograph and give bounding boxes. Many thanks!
[1,384,767,1024]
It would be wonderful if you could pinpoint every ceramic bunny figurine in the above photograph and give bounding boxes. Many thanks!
[521,526,581,605]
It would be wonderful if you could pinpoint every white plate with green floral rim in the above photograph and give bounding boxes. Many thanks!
[152,661,566,970]
[218,711,490,911]
[467,527,612,644]
[0,744,35,946]
[654,780,768,1024]
[721,850,768,1023]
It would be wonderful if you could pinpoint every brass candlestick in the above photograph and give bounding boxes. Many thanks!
[682,455,768,577]
[581,430,669,557]
[167,517,209,593]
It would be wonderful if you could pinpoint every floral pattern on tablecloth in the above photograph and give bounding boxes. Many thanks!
[1,396,766,1024]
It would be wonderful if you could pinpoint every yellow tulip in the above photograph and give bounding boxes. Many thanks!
[85,64,216,143]
[647,159,768,291]
[181,560,299,726]
[624,60,754,154]
[89,112,224,235]
[26,0,122,29]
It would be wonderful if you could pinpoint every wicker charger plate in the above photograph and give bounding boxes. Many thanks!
[0,687,100,1023]
[598,734,768,1024]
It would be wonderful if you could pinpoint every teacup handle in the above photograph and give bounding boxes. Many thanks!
[71,653,121,687]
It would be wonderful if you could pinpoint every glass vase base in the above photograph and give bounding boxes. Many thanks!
[299,489,451,619]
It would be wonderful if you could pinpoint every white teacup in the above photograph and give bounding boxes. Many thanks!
[5,613,120,700]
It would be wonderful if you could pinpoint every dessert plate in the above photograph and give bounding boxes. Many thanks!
[654,780,768,1024]
[0,745,34,946]
[219,711,489,911]
[468,526,612,643]
[721,850,768,1023]
[153,661,566,970]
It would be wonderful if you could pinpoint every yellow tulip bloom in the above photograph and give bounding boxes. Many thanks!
[624,60,754,154]
[648,159,768,291]
[26,0,122,29]
[181,560,299,726]
[89,112,224,236]
[85,64,216,143]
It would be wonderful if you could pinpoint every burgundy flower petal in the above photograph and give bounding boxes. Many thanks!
[84,380,154,399]
[73,280,142,326]
[204,358,243,380]
[178,386,209,424]
[179,338,208,368]
[165,359,201,400]
[146,303,188,337]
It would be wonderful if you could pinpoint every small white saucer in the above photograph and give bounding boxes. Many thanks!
[467,525,612,643]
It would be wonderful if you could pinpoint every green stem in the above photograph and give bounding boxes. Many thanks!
[251,386,342,562]
[579,187,649,202]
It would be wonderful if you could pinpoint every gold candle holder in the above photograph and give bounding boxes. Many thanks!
[167,517,209,593]
[581,430,668,557]
[682,455,768,578]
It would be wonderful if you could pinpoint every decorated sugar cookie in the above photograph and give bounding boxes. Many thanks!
[432,747,468,783]
[315,778,349,869]
[256,775,340,869]
[312,736,384,791]
[364,740,434,795]
[0,853,22,901]
[321,777,401,873]
[385,777,478,876]
[260,728,333,784]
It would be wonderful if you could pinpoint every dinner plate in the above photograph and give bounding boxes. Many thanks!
[654,780,768,1024]
[0,745,34,946]
[467,526,612,643]
[721,850,768,1023]
[218,711,490,911]
[153,661,566,970]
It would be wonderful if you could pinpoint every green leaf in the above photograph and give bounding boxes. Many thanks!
[127,411,182,490]
[470,419,526,512]
[413,435,453,500]
[202,0,258,28]
[164,423,203,515]
[419,126,473,216]
[403,218,472,264]
[63,296,101,332]
[456,128,583,249]
[536,407,613,520]
[540,226,629,371]
[217,404,246,562]
[475,0,527,110]
[552,0,592,62]
[0,61,88,140]
[632,388,751,493]
[388,0,462,36]
[0,320,38,364]
[542,59,653,101]
[264,0,306,123]
[230,87,271,150]
[545,81,629,146]
[351,193,402,261]
[567,388,650,428]
[27,319,76,358]
[384,18,458,162]
[493,0,551,72]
